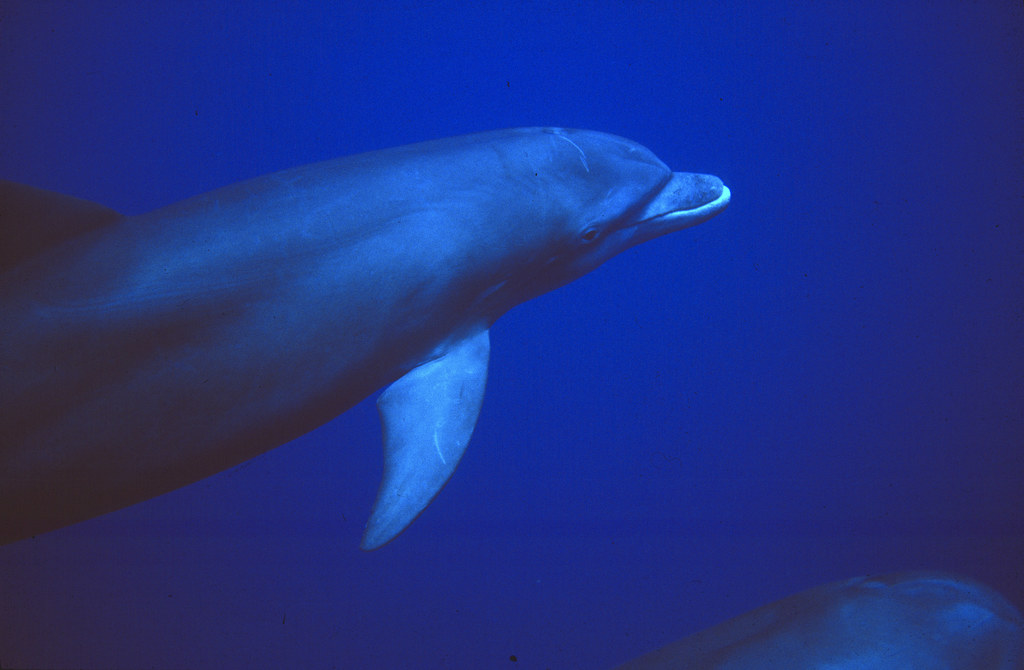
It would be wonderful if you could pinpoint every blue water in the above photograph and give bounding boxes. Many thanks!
[1,2,1021,668]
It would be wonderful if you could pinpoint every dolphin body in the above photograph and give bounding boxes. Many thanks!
[615,572,1024,669]
[0,128,729,549]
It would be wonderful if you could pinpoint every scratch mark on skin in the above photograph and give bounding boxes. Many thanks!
[553,134,590,173]
[434,430,446,464]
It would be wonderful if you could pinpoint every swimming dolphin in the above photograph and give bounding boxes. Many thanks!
[0,128,730,549]
[615,572,1024,669]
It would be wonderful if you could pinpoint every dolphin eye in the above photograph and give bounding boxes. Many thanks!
[580,227,600,242]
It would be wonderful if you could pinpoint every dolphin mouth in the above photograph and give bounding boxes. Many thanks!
[635,172,730,226]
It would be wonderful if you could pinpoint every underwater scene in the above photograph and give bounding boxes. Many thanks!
[1,2,1022,668]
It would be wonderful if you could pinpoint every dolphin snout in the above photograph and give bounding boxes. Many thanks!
[629,171,729,244]
[634,171,729,228]
[672,173,724,210]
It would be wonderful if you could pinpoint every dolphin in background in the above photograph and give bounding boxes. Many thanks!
[614,571,1024,669]
[0,128,730,549]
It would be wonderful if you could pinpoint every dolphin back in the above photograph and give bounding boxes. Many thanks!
[0,180,122,271]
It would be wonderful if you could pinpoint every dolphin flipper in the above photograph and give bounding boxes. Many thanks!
[361,328,490,550]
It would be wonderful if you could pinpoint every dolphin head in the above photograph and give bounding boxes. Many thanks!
[543,128,730,273]
[470,128,730,318]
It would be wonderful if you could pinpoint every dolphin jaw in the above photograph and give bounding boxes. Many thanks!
[627,178,730,249]
[639,185,731,226]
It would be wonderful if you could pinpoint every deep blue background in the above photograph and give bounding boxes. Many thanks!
[1,2,1021,668]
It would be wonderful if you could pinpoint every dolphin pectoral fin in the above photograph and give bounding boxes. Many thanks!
[360,328,490,550]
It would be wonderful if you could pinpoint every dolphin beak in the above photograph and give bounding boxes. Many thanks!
[633,172,730,241]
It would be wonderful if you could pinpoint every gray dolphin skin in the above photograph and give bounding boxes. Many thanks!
[0,128,730,550]
[614,572,1024,669]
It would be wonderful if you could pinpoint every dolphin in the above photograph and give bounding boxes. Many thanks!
[0,127,730,550]
[614,572,1024,669]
